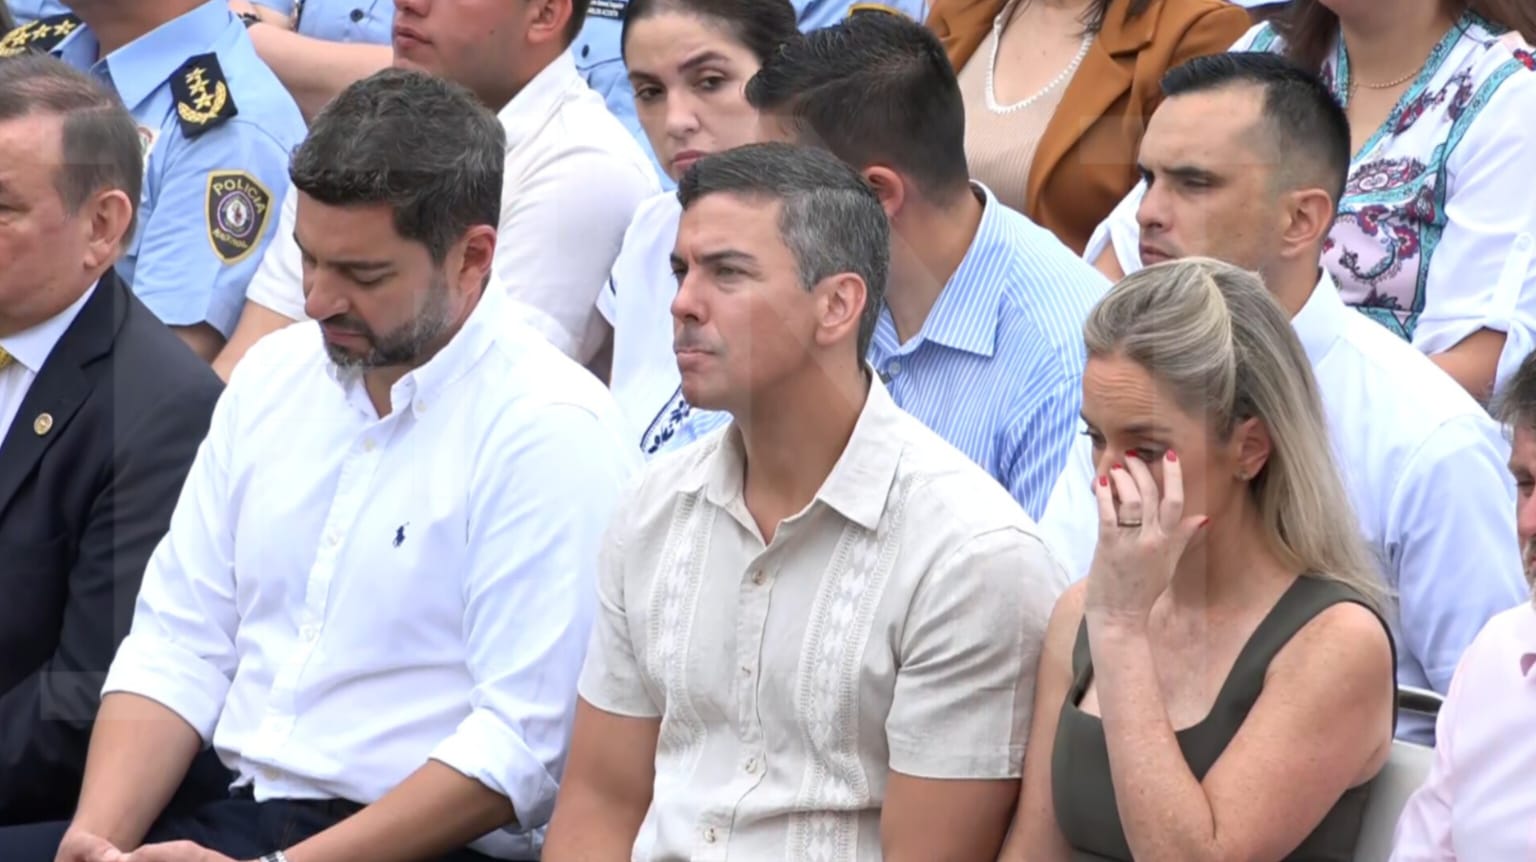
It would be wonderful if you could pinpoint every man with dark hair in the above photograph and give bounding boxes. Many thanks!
[0,67,637,862]
[213,0,656,380]
[0,53,224,827]
[1040,51,1525,744]
[745,12,1109,521]
[0,0,307,362]
[543,142,1066,862]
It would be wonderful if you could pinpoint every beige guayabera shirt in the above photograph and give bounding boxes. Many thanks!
[578,381,1068,861]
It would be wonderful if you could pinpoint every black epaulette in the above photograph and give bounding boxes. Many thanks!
[0,13,83,58]
[169,52,239,139]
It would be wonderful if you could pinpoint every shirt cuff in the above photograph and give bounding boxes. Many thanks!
[428,709,561,831]
[101,632,232,743]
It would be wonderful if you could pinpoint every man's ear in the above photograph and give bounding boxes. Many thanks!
[525,0,573,47]
[81,188,135,270]
[455,224,499,293]
[1278,187,1336,261]
[813,272,867,350]
[861,166,907,221]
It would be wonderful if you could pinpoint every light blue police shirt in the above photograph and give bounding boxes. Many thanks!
[38,2,306,337]
[3,0,67,27]
[251,0,393,43]
[574,0,929,184]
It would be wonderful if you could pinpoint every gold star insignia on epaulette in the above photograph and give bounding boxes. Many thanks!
[0,13,82,58]
[169,53,239,139]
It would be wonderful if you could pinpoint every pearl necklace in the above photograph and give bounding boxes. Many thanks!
[984,10,1093,115]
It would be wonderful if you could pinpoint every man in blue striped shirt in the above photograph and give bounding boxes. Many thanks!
[746,12,1110,518]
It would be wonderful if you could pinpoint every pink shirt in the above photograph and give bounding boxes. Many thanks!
[1392,601,1536,860]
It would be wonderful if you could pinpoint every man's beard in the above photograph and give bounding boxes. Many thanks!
[322,272,454,370]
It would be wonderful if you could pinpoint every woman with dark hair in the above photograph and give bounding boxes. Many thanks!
[1091,0,1536,401]
[594,0,798,457]
[926,0,1251,254]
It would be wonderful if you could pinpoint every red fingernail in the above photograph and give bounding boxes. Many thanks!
[1099,475,1110,487]
[1125,449,1139,459]
[1114,462,1125,471]
[1167,450,1178,463]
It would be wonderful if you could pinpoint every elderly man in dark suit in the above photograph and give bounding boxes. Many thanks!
[0,53,224,824]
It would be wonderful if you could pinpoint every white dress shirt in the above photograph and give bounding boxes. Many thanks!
[0,282,95,445]
[1391,601,1536,860]
[579,381,1068,861]
[1036,271,1527,743]
[244,50,659,363]
[102,286,640,859]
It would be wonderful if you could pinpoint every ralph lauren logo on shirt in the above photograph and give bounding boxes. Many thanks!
[393,523,409,548]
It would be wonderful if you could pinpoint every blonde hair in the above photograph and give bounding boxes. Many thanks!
[1084,258,1387,611]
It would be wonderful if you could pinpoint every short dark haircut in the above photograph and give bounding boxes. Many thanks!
[1496,351,1536,430]
[677,142,890,359]
[567,0,591,44]
[289,68,505,263]
[621,0,797,65]
[745,12,970,201]
[1161,51,1350,207]
[0,54,142,249]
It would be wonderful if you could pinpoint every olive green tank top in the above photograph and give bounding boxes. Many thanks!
[1051,576,1396,861]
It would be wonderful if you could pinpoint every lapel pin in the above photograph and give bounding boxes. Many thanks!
[33,412,53,436]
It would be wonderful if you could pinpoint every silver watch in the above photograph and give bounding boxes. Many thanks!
[260,853,291,862]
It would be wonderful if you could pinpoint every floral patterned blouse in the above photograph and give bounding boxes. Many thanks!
[1246,15,1536,387]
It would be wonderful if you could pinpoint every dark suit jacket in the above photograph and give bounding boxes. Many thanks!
[928,0,1251,253]
[0,270,223,824]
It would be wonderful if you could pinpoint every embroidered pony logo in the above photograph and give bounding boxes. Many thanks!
[393,523,409,548]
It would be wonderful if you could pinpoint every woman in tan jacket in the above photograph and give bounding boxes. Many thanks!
[929,0,1249,253]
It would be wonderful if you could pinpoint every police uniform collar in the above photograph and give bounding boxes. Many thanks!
[91,0,237,116]
[0,12,81,58]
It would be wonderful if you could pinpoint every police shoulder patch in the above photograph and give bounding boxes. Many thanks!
[170,53,239,139]
[206,171,273,265]
[0,13,82,58]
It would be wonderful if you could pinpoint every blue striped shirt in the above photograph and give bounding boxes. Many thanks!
[870,185,1109,519]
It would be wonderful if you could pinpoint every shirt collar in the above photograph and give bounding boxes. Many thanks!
[914,183,1008,358]
[690,375,907,532]
[1290,268,1350,368]
[0,281,97,374]
[324,283,507,414]
[56,0,235,111]
[497,50,581,151]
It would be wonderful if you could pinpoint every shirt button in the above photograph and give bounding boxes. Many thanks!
[349,7,364,21]
[751,570,765,586]
[744,757,759,774]
[740,665,752,677]
[413,401,427,416]
[326,531,340,547]
[300,625,319,642]
[702,827,717,844]
[886,360,902,376]
[362,438,375,452]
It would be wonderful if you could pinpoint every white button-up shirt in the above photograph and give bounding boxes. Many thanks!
[579,381,1068,861]
[103,286,640,859]
[1391,601,1536,860]
[1037,271,1527,743]
[0,282,94,444]
[244,50,658,363]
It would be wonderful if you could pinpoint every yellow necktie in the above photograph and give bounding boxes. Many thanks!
[0,346,12,372]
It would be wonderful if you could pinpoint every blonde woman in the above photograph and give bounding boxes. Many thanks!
[1005,258,1396,862]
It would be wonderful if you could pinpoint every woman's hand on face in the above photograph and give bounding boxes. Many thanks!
[1083,450,1208,626]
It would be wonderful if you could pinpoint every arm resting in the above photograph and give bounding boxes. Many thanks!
[542,700,660,861]
[68,693,204,850]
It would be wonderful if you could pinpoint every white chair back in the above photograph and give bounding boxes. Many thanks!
[1352,686,1444,862]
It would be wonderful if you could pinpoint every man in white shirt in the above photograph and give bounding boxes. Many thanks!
[0,69,637,862]
[1390,351,1536,860]
[543,143,1067,862]
[212,0,658,378]
[1037,52,1526,744]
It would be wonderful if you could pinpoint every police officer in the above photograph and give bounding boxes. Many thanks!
[572,0,929,183]
[232,0,395,118]
[0,0,306,360]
